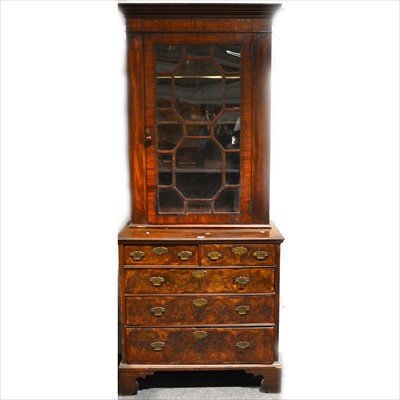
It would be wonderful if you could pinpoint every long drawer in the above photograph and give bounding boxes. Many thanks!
[125,327,275,364]
[124,267,275,294]
[125,294,275,326]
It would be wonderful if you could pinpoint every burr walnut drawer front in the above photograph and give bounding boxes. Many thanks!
[125,327,275,364]
[125,294,275,326]
[200,244,275,266]
[124,245,198,266]
[124,267,274,294]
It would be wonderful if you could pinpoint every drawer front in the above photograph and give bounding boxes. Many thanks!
[124,267,274,294]
[200,244,275,266]
[125,327,275,364]
[124,245,198,266]
[125,295,275,326]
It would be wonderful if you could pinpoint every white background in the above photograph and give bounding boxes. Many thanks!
[1,1,399,399]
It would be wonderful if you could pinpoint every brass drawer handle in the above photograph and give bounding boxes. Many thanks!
[207,251,223,261]
[150,306,165,316]
[192,298,208,307]
[192,270,207,279]
[177,250,193,261]
[152,246,168,256]
[232,246,248,256]
[235,305,250,315]
[193,330,208,340]
[149,276,165,287]
[236,341,250,350]
[235,276,251,289]
[150,341,165,351]
[253,250,269,260]
[130,250,145,261]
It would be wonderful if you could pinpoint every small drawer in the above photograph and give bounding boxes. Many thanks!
[124,267,274,294]
[200,244,275,266]
[124,245,198,266]
[125,327,275,364]
[125,294,275,326]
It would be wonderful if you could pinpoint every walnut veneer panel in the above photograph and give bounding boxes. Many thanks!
[125,294,275,326]
[125,327,275,364]
[200,243,275,266]
[124,267,275,294]
[124,245,199,266]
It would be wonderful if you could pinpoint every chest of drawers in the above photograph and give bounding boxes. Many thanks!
[118,225,284,395]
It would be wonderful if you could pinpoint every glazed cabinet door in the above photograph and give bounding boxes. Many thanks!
[144,34,252,225]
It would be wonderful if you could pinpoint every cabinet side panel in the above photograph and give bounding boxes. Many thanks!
[119,244,127,362]
[251,34,271,224]
[128,34,147,223]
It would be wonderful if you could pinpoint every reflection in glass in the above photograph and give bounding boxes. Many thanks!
[215,45,241,72]
[156,45,183,73]
[186,46,211,58]
[175,59,221,77]
[156,78,172,108]
[186,125,210,136]
[225,79,240,108]
[158,154,172,185]
[157,124,183,150]
[216,111,240,149]
[175,78,222,121]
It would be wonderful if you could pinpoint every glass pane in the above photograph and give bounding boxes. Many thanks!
[214,188,240,212]
[154,43,243,216]
[157,110,180,122]
[216,112,241,149]
[187,201,211,213]
[156,45,183,73]
[186,46,211,58]
[156,78,172,108]
[176,138,222,169]
[175,59,221,77]
[158,154,172,185]
[158,188,184,213]
[176,172,221,199]
[175,78,222,121]
[158,124,183,150]
[225,78,240,108]
[226,152,240,171]
[187,125,210,136]
[215,45,241,72]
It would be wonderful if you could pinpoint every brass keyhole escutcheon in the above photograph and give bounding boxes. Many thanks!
[150,341,165,351]
[235,305,250,315]
[192,270,207,279]
[193,331,208,340]
[253,250,269,260]
[207,251,223,261]
[149,276,165,287]
[236,341,250,350]
[130,250,145,261]
[232,246,248,256]
[192,298,208,308]
[150,306,166,317]
[152,246,168,256]
[177,250,193,261]
[235,276,250,289]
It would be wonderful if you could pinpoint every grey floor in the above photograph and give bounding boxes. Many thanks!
[119,386,281,399]
[118,370,281,400]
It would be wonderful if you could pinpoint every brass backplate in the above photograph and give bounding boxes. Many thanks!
[192,298,208,307]
[152,246,168,256]
[192,330,208,339]
[232,246,248,256]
